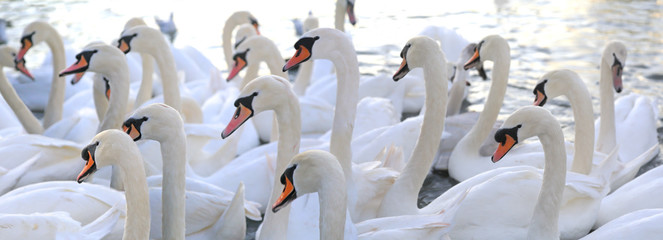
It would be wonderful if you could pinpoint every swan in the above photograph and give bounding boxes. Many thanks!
[584,208,663,239]
[117,26,183,116]
[272,150,465,239]
[292,12,320,96]
[429,106,602,239]
[592,41,659,184]
[222,11,259,70]
[532,69,652,190]
[0,45,43,134]
[122,103,260,239]
[76,129,151,240]
[13,21,66,129]
[376,36,449,217]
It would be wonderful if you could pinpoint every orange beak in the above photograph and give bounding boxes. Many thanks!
[464,48,480,70]
[283,46,311,72]
[227,57,247,81]
[14,57,34,80]
[124,124,141,140]
[272,173,296,213]
[77,150,96,183]
[253,23,260,35]
[221,103,253,139]
[70,72,85,85]
[59,56,89,77]
[347,1,357,25]
[612,64,623,93]
[492,134,517,163]
[393,58,410,81]
[118,39,130,54]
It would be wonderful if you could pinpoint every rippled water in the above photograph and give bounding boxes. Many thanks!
[2,0,662,239]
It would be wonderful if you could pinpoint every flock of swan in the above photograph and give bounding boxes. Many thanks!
[0,0,661,239]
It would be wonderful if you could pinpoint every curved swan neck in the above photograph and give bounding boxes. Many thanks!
[0,68,43,134]
[118,147,151,240]
[334,0,349,32]
[527,124,566,239]
[42,30,66,129]
[379,48,448,217]
[159,127,187,240]
[596,59,616,155]
[223,12,252,70]
[447,63,467,116]
[326,36,360,220]
[318,164,348,240]
[563,76,594,175]
[151,45,182,114]
[134,53,154,109]
[258,91,302,240]
[98,69,129,132]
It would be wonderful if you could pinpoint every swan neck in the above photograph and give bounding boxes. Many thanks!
[335,0,346,32]
[42,34,66,129]
[596,60,616,154]
[447,63,467,116]
[258,93,302,240]
[120,150,151,240]
[319,167,348,240]
[379,54,448,217]
[98,69,129,132]
[527,127,566,239]
[134,53,154,109]
[223,12,250,70]
[153,48,182,114]
[0,68,43,134]
[565,79,594,175]
[159,129,187,240]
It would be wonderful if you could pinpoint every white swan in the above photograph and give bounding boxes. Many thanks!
[376,36,448,217]
[76,129,151,239]
[434,106,599,239]
[0,45,42,134]
[532,69,652,190]
[335,0,357,32]
[271,150,464,239]
[222,11,259,70]
[13,21,66,129]
[122,103,260,239]
[593,41,659,185]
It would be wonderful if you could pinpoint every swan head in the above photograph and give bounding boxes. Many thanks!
[602,41,627,93]
[533,69,582,106]
[117,26,163,55]
[228,35,277,81]
[273,150,345,213]
[59,43,126,78]
[283,28,351,71]
[227,48,250,81]
[463,35,509,71]
[393,36,443,81]
[492,106,559,162]
[123,103,183,142]
[77,129,140,183]
[13,22,60,80]
[249,16,260,35]
[69,41,106,85]
[222,75,293,138]
[0,45,18,68]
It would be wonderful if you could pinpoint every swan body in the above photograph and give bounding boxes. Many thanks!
[584,209,663,239]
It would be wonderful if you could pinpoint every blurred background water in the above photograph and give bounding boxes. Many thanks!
[1,0,662,239]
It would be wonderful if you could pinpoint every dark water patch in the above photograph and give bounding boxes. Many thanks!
[647,73,663,81]
[418,170,459,208]
[407,16,430,19]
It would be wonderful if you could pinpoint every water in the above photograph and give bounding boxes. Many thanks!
[2,0,662,239]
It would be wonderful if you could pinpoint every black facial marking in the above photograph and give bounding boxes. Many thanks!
[399,43,411,59]
[78,141,100,183]
[464,40,483,70]
[533,79,548,106]
[122,116,149,141]
[58,50,98,77]
[250,17,259,26]
[233,92,259,119]
[117,33,138,54]
[293,36,320,57]
[273,164,298,213]
[232,49,250,66]
[612,53,622,77]
[19,31,36,51]
[103,77,111,100]
[494,124,521,146]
